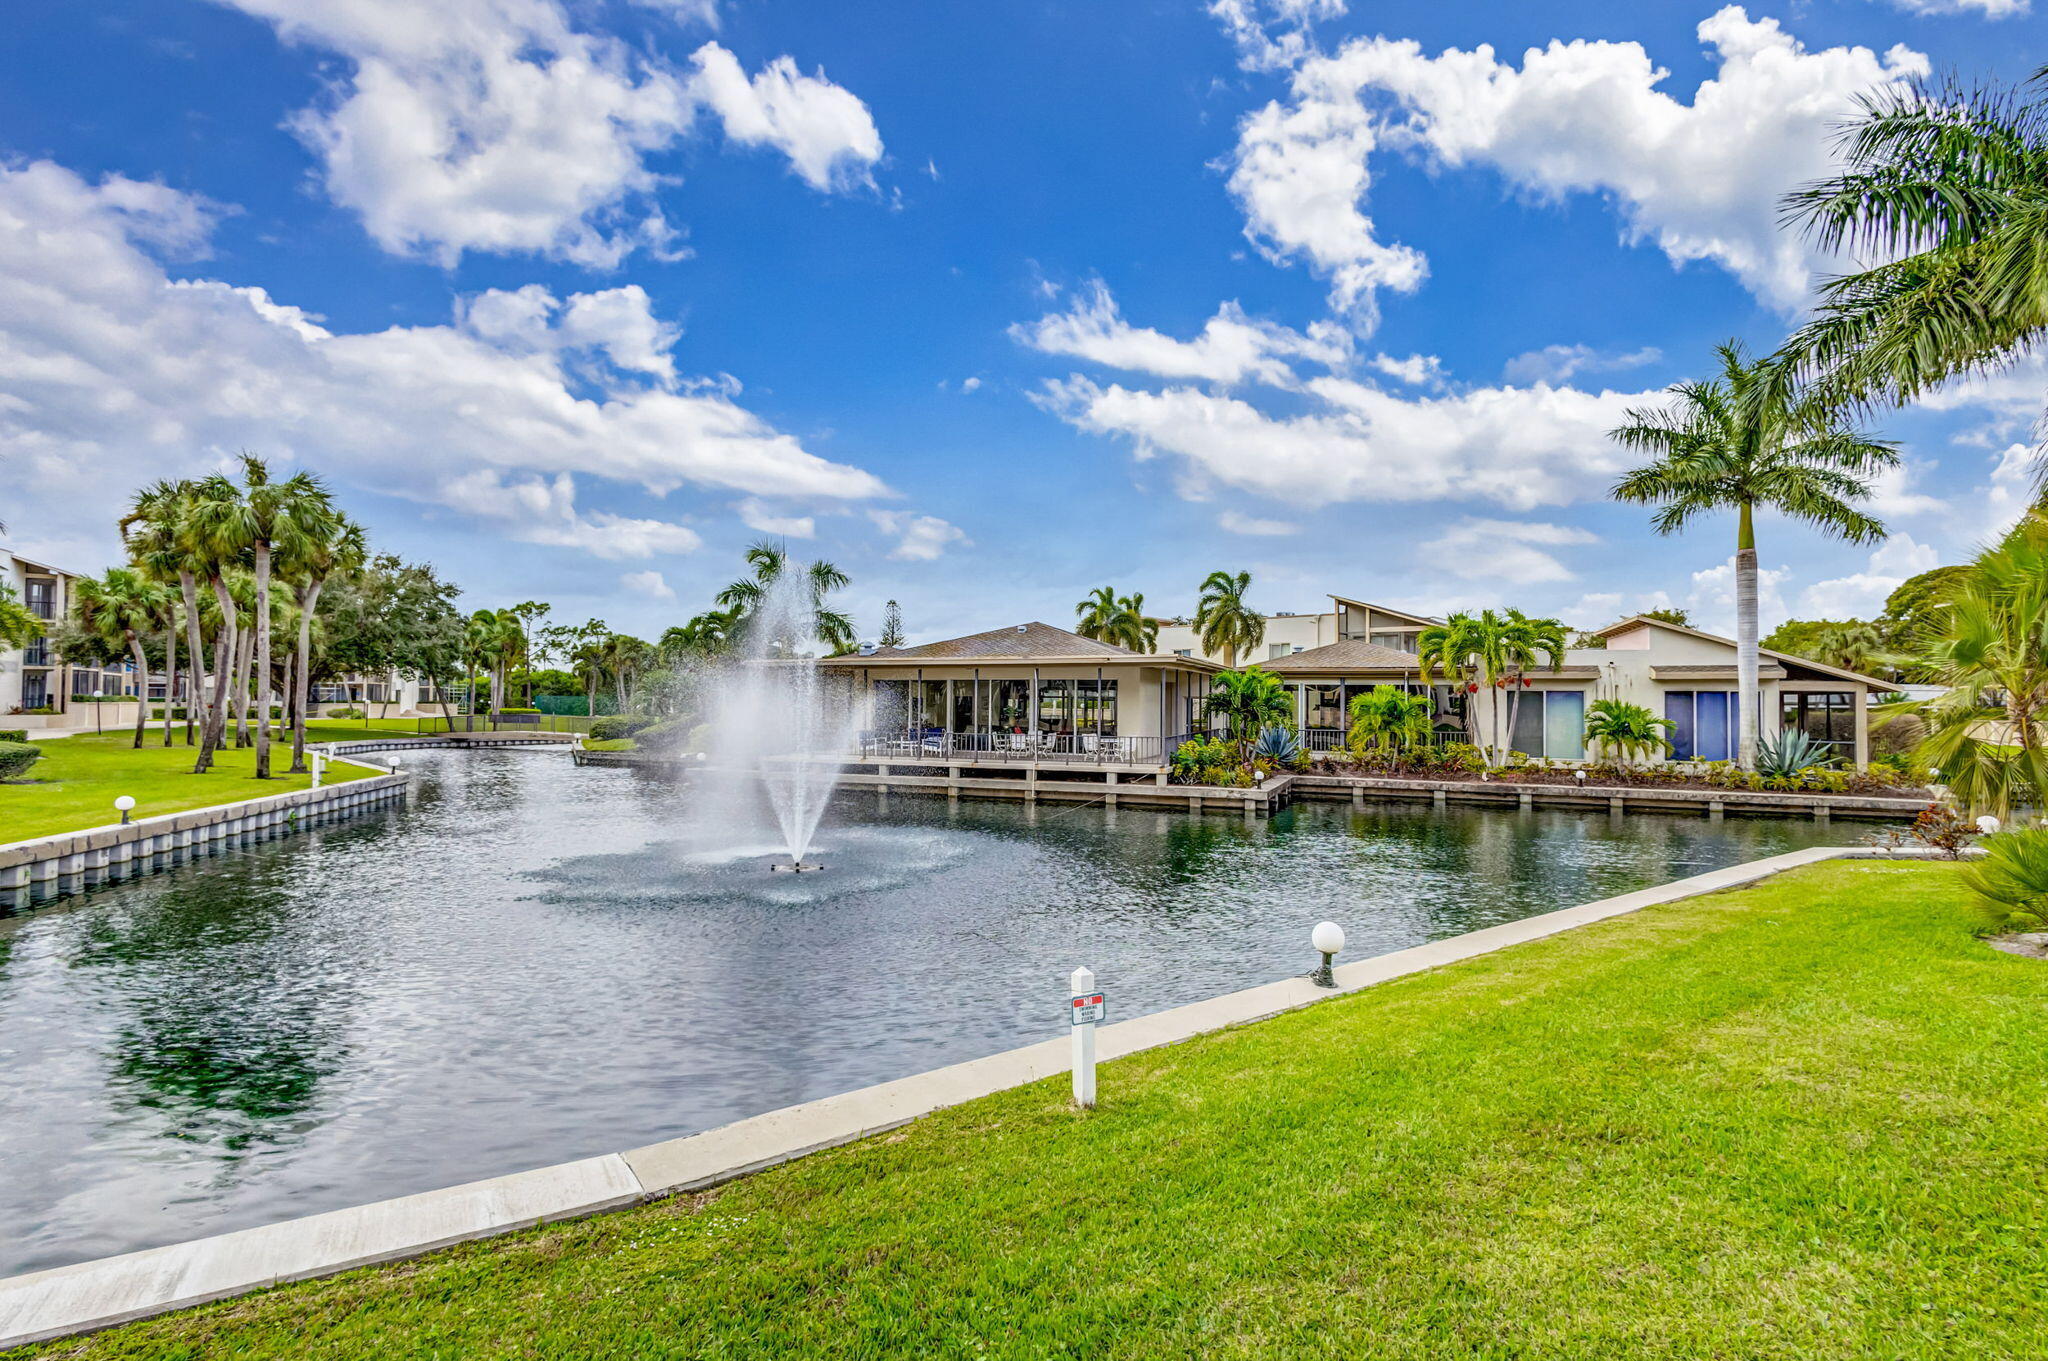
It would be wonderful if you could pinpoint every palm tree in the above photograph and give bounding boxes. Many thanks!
[1777,66,2048,441]
[1112,593,1159,653]
[1610,341,1897,769]
[1202,666,1293,759]
[1497,610,1567,761]
[571,637,610,717]
[189,457,336,778]
[1075,586,1120,642]
[1193,570,1263,668]
[1807,619,1891,676]
[281,516,365,772]
[1346,685,1432,758]
[123,479,227,766]
[716,540,854,654]
[73,568,170,749]
[0,584,36,650]
[1583,699,1675,765]
[1904,521,2048,816]
[1418,611,1512,760]
[599,633,651,710]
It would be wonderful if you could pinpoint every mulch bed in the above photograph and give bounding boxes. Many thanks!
[1315,764,1931,800]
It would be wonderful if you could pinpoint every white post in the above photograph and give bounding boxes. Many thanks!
[1070,964,1097,1109]
[310,750,325,788]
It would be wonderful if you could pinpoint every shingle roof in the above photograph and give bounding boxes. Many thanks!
[870,621,1145,660]
[1263,639,1425,673]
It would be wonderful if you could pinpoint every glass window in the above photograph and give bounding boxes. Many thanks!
[1038,678,1072,732]
[1781,691,1854,753]
[1664,691,1739,761]
[1306,684,1342,730]
[1543,691,1585,761]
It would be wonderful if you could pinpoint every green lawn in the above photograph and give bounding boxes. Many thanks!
[22,861,2045,1358]
[1,728,378,842]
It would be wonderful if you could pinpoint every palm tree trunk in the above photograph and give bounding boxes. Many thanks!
[291,580,322,773]
[162,623,176,746]
[198,578,236,771]
[233,624,253,748]
[1735,502,1760,771]
[254,542,273,778]
[179,572,203,748]
[1504,673,1525,760]
[126,635,150,748]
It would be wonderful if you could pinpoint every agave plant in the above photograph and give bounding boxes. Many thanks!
[1755,727,1839,780]
[1251,725,1301,765]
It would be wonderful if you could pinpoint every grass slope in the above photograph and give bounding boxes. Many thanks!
[1,728,378,842]
[23,862,2048,1359]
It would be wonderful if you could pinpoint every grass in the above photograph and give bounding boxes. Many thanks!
[0,727,379,842]
[20,860,2047,1358]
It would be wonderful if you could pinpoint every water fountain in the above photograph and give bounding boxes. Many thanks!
[685,567,863,873]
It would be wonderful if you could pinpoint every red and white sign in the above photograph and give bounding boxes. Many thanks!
[1069,992,1105,1026]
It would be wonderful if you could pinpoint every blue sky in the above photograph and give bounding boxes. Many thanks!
[2,0,2042,646]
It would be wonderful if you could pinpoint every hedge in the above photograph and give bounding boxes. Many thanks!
[0,741,43,780]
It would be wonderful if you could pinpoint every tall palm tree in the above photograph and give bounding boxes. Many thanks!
[1904,520,2048,816]
[122,480,222,763]
[1075,586,1120,642]
[176,474,253,771]
[1611,341,1897,768]
[282,516,366,772]
[571,636,610,717]
[1497,609,1567,761]
[73,568,170,749]
[1109,592,1159,653]
[1194,570,1263,668]
[1777,66,2048,441]
[716,540,854,654]
[598,633,651,710]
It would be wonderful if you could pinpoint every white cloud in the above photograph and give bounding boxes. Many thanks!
[869,510,968,561]
[1502,344,1660,386]
[1011,282,1348,387]
[620,568,678,600]
[1369,352,1443,385]
[1039,372,1653,510]
[1796,533,1939,619]
[1886,0,2028,15]
[736,497,817,538]
[1218,509,1297,536]
[1687,555,1790,635]
[685,41,883,192]
[1210,0,1347,72]
[1422,518,1597,582]
[632,0,720,23]
[1227,7,1927,316]
[1862,458,1947,521]
[215,1,880,265]
[1970,442,2040,540]
[0,160,885,566]
[960,375,982,393]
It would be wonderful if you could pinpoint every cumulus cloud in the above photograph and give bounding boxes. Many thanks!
[216,0,880,265]
[1218,510,1297,536]
[1209,0,1347,72]
[1502,344,1661,386]
[0,160,885,565]
[1011,282,1349,387]
[870,510,968,561]
[620,568,679,600]
[1038,372,1654,510]
[1226,7,1926,317]
[1422,518,1597,582]
[1796,533,1938,619]
[736,497,817,538]
[1886,0,2028,14]
[1369,352,1444,385]
[1687,556,1790,635]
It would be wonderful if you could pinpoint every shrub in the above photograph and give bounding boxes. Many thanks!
[1170,736,1251,787]
[1756,728,1839,780]
[589,715,655,742]
[495,707,542,714]
[0,740,43,780]
[326,707,366,719]
[1962,828,2048,933]
[0,729,24,743]
[1870,803,1981,859]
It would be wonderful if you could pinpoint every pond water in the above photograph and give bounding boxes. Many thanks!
[0,748,1876,1277]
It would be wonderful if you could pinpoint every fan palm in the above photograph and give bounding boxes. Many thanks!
[1777,66,2048,442]
[716,541,854,654]
[124,478,234,770]
[73,568,171,749]
[1610,341,1897,768]
[1193,570,1263,667]
[1808,619,1892,676]
[280,516,365,771]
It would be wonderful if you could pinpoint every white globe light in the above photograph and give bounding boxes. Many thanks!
[113,795,135,812]
[1977,815,2002,835]
[1311,921,1345,957]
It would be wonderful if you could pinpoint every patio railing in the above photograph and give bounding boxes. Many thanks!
[856,731,1173,766]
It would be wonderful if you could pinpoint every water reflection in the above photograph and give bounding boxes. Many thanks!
[0,748,1879,1277]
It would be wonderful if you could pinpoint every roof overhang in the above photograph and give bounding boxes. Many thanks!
[1593,614,1893,688]
[814,653,1225,672]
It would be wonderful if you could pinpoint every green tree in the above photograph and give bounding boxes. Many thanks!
[1201,666,1293,759]
[1075,586,1120,642]
[1418,611,1515,761]
[1193,570,1263,668]
[1880,564,1974,652]
[1640,607,1693,627]
[280,517,365,770]
[1346,685,1432,759]
[598,633,652,710]
[1778,66,2048,442]
[1498,610,1567,760]
[1903,522,2048,816]
[716,540,853,655]
[1583,699,1675,765]
[879,600,906,649]
[0,583,37,650]
[124,477,240,772]
[1610,341,1897,768]
[72,568,171,749]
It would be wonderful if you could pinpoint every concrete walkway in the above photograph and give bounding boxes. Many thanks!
[0,844,1943,1349]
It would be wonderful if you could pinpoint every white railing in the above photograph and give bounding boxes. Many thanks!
[856,732,1169,766]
